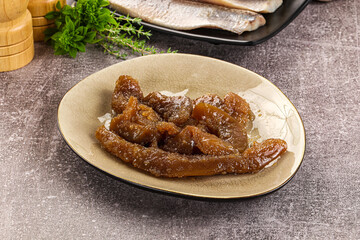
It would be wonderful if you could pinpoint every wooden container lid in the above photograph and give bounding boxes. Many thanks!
[32,16,55,27]
[0,10,33,46]
[28,0,66,17]
[0,0,30,22]
[33,24,55,42]
[0,32,33,56]
[0,41,34,72]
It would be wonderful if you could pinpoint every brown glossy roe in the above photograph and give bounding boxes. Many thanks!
[96,75,288,178]
[96,126,287,177]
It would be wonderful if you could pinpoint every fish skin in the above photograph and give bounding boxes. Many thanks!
[195,0,283,13]
[109,0,266,35]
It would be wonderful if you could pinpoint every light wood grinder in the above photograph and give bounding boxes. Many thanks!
[0,0,34,72]
[28,0,66,41]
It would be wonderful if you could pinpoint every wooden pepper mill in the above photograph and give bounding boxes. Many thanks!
[28,0,66,41]
[0,0,34,72]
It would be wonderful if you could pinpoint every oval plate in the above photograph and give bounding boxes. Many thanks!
[58,54,305,199]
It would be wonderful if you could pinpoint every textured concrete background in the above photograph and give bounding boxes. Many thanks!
[1,0,359,239]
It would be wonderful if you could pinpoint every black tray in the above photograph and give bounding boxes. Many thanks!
[110,0,311,45]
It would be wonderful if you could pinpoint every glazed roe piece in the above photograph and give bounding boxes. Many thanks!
[162,125,236,155]
[143,92,193,126]
[112,75,144,114]
[223,92,254,128]
[186,126,237,155]
[192,102,248,152]
[161,126,196,155]
[156,122,181,136]
[110,96,161,146]
[194,94,225,109]
[96,126,287,178]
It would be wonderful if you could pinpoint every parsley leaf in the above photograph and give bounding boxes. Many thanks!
[45,0,177,58]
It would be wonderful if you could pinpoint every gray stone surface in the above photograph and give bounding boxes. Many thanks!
[1,1,359,239]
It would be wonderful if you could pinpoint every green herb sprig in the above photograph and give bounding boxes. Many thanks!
[45,0,176,58]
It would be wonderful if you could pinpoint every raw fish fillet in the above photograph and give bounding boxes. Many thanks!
[196,0,283,13]
[109,0,266,35]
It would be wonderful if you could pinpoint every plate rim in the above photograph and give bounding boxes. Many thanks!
[57,53,306,200]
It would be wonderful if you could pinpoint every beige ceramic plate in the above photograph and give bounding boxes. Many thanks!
[58,54,305,199]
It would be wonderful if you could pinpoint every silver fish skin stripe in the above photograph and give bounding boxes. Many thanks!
[195,0,283,13]
[109,0,266,35]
